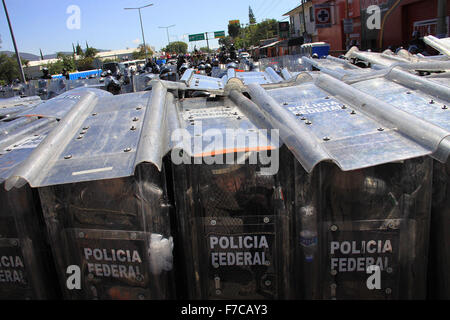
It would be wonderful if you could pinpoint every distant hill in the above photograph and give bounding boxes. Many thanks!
[1,49,111,61]
[0,50,40,61]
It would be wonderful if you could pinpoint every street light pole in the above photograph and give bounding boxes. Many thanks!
[2,0,26,83]
[159,25,176,47]
[124,3,153,63]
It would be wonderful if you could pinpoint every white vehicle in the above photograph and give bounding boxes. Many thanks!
[239,52,250,59]
[118,59,146,74]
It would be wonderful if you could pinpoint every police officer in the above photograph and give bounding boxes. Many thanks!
[229,44,237,60]
[41,67,52,79]
[204,63,212,76]
[62,68,70,80]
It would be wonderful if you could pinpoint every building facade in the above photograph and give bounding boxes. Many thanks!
[283,0,449,53]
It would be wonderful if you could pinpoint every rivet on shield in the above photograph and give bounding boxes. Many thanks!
[265,280,272,286]
[133,117,139,122]
[136,106,142,110]
[210,219,217,226]
[138,294,145,300]
[265,260,271,266]
[263,217,270,223]
[443,105,448,110]
[124,148,132,153]
[386,267,393,274]
[215,289,222,295]
[323,137,330,141]
[301,117,306,120]
[341,105,347,109]
[331,270,337,276]
[385,288,392,295]
[78,232,85,238]
[64,155,72,159]
[283,102,288,105]
[330,283,337,289]
[330,225,338,232]
[92,113,98,116]
[236,116,241,120]
[88,273,94,280]
[377,128,384,131]
[130,232,137,240]
[5,148,12,152]
[76,135,83,140]
[406,91,411,94]
[429,100,434,104]
[10,240,18,246]
[350,110,356,115]
[325,96,330,99]
[213,263,219,269]
[130,126,137,131]
[305,120,312,125]
[136,274,144,282]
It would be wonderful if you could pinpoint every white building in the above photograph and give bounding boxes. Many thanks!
[283,1,318,42]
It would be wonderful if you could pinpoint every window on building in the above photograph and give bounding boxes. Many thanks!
[310,6,314,22]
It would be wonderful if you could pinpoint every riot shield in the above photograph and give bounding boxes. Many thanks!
[6,88,176,300]
[428,159,450,299]
[281,158,433,300]
[38,165,174,300]
[244,73,444,299]
[171,93,294,300]
[0,114,60,299]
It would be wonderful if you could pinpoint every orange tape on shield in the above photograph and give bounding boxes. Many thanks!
[194,145,275,158]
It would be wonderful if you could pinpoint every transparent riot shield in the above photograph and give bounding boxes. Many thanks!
[172,158,293,300]
[428,159,450,299]
[0,116,60,299]
[284,155,433,300]
[170,93,293,300]
[38,164,175,300]
[0,184,59,299]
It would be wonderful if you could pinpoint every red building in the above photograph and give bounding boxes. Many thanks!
[312,0,450,52]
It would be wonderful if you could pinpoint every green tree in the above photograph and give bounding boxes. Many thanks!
[76,43,83,56]
[46,60,65,75]
[228,22,240,38]
[0,53,28,83]
[50,53,77,74]
[132,44,154,59]
[163,41,188,54]
[249,6,256,24]
[76,57,95,71]
[219,36,233,49]
[83,47,98,58]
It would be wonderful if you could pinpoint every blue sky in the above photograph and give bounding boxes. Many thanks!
[0,0,301,56]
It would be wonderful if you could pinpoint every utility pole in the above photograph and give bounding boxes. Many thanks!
[437,0,448,38]
[2,0,26,83]
[205,32,210,50]
[159,25,176,47]
[124,3,153,63]
[301,0,307,37]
